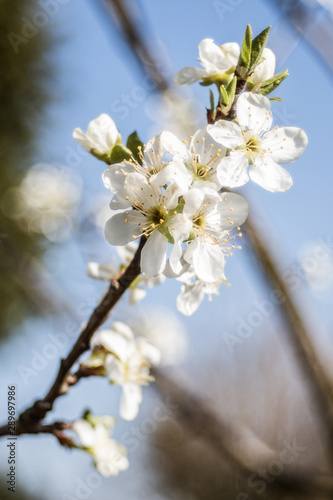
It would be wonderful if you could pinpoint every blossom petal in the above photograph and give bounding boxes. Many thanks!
[120,383,142,421]
[160,131,189,157]
[136,338,161,365]
[177,281,205,316]
[250,155,293,192]
[250,48,276,86]
[87,262,117,281]
[183,188,205,218]
[86,114,119,153]
[236,93,272,134]
[192,240,225,282]
[207,120,243,149]
[263,126,308,164]
[103,163,136,193]
[73,128,92,152]
[199,39,239,73]
[173,66,207,86]
[217,192,249,229]
[216,151,249,188]
[105,212,143,246]
[141,231,168,277]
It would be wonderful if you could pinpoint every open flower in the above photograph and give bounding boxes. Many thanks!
[73,414,129,477]
[180,189,248,282]
[207,93,308,192]
[161,125,226,190]
[105,172,191,277]
[174,38,240,86]
[88,322,161,421]
[73,114,121,157]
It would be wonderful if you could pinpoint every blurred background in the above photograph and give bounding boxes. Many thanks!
[1,0,333,498]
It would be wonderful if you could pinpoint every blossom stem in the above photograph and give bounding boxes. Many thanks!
[0,237,146,437]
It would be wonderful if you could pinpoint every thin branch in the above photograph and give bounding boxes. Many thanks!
[0,237,146,437]
[244,218,333,447]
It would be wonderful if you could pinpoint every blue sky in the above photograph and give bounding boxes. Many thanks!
[1,1,333,498]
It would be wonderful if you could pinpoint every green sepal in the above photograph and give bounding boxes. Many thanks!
[248,26,271,74]
[90,149,112,164]
[126,131,144,165]
[236,24,252,78]
[219,84,229,105]
[258,69,289,96]
[269,97,283,102]
[200,67,235,87]
[109,144,132,165]
[209,89,215,112]
[226,76,237,104]
[158,225,174,244]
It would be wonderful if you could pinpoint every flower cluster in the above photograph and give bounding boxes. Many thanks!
[69,24,309,478]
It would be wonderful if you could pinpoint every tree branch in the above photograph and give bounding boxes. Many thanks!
[0,237,146,437]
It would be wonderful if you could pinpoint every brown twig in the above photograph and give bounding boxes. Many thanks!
[0,237,146,437]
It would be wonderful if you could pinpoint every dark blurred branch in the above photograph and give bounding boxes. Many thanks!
[244,217,333,446]
[154,369,333,497]
[269,0,333,75]
[101,0,168,91]
[0,237,145,438]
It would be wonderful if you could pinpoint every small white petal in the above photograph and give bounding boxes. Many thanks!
[105,212,143,246]
[177,281,205,316]
[217,192,249,229]
[236,93,273,134]
[250,155,293,192]
[263,127,308,164]
[250,48,276,86]
[207,120,243,149]
[120,383,142,421]
[141,231,168,277]
[217,151,249,188]
[192,240,225,282]
[87,262,117,281]
[173,66,207,86]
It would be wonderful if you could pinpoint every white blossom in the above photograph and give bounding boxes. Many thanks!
[174,38,240,86]
[179,189,248,282]
[73,415,129,477]
[160,125,227,190]
[73,114,121,156]
[104,172,191,277]
[208,93,308,192]
[89,322,161,421]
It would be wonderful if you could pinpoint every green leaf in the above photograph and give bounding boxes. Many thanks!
[226,76,237,104]
[126,131,144,164]
[249,26,271,73]
[269,97,283,102]
[219,84,229,105]
[259,69,289,96]
[209,89,215,111]
[237,24,252,77]
[109,144,132,165]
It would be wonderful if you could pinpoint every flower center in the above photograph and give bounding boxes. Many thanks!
[239,132,262,164]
